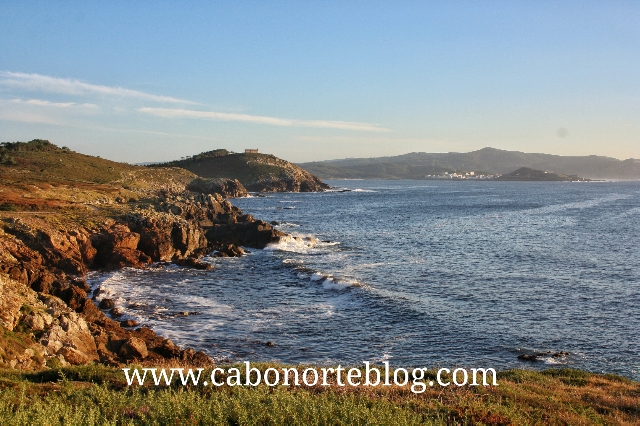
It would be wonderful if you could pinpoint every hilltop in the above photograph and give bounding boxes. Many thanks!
[152,149,330,192]
[300,147,640,180]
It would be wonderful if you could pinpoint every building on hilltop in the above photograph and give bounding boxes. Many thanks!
[245,149,258,154]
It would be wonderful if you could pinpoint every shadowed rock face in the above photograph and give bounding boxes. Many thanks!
[186,177,248,198]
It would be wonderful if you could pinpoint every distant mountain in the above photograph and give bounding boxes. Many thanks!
[152,150,330,192]
[299,148,640,180]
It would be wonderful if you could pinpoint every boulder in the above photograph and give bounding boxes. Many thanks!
[174,257,213,270]
[214,244,244,257]
[58,346,89,365]
[103,248,151,269]
[59,286,88,312]
[99,298,115,309]
[206,220,285,249]
[23,312,53,331]
[40,311,99,363]
[109,307,124,317]
[118,337,148,359]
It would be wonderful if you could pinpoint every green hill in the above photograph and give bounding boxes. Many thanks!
[152,150,329,192]
[0,139,202,212]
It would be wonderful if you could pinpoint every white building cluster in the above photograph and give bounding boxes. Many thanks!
[424,171,497,180]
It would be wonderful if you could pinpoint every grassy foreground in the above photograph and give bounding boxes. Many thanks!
[0,364,638,425]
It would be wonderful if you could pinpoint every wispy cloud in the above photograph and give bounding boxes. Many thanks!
[138,107,390,132]
[2,72,391,133]
[10,98,99,109]
[0,72,197,104]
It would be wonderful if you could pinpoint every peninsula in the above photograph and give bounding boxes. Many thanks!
[152,149,330,193]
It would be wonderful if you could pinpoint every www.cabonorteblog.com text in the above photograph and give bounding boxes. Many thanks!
[123,362,498,394]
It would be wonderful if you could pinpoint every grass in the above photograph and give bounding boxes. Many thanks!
[0,140,197,214]
[152,151,307,187]
[0,364,637,425]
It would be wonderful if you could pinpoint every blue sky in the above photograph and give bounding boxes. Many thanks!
[0,1,638,163]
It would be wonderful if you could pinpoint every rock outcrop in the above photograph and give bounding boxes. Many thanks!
[0,189,286,370]
[186,177,248,198]
[0,140,290,371]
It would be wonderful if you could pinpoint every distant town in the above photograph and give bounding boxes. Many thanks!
[425,167,592,182]
[425,171,496,180]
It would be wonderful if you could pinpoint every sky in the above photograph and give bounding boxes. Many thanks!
[0,1,638,163]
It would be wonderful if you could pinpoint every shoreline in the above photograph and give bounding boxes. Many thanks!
[0,189,288,370]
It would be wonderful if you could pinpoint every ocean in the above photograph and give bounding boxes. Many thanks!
[90,180,640,380]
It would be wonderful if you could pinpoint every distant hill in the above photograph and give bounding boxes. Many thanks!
[495,167,589,181]
[300,147,640,180]
[152,150,329,192]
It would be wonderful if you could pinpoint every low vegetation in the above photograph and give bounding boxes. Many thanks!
[151,149,329,192]
[0,364,637,425]
[0,139,197,214]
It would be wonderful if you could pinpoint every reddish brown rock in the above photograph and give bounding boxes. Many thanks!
[174,257,213,270]
[104,248,151,269]
[119,337,148,359]
[59,286,88,312]
[58,346,89,365]
[99,298,115,309]
[214,244,245,257]
[206,220,285,249]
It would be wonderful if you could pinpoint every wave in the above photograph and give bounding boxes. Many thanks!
[302,271,362,291]
[264,234,319,252]
[274,222,300,228]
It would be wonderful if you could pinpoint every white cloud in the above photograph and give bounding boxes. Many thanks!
[0,72,197,104]
[9,98,99,109]
[1,72,391,133]
[138,107,390,132]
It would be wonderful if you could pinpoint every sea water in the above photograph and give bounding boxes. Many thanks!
[90,180,640,380]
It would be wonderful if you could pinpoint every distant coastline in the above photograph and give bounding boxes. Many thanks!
[300,147,640,181]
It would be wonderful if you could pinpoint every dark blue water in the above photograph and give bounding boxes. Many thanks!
[91,180,640,380]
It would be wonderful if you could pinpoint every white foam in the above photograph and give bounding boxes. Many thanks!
[541,357,566,365]
[352,188,377,193]
[320,276,361,291]
[264,234,318,252]
[322,278,349,290]
[318,241,341,246]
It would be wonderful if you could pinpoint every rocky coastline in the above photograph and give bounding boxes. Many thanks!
[0,189,285,370]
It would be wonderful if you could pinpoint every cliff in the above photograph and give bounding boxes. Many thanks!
[0,140,284,369]
[153,150,330,192]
